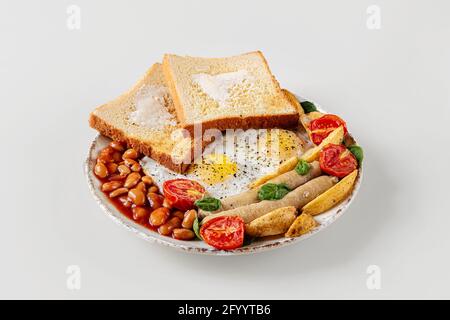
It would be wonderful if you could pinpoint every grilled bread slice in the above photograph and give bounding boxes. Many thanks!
[89,63,198,173]
[162,51,299,133]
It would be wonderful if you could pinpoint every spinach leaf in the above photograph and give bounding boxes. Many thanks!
[295,159,311,175]
[192,216,202,240]
[301,101,317,113]
[258,183,291,201]
[348,145,364,165]
[195,197,221,212]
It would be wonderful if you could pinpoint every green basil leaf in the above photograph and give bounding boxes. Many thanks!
[193,216,202,240]
[258,183,291,201]
[301,101,317,113]
[195,197,221,212]
[295,159,311,175]
[348,145,364,165]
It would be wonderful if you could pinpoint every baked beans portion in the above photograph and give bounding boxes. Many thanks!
[94,141,196,241]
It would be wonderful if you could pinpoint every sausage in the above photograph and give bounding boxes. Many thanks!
[221,161,321,211]
[201,175,338,224]
[198,161,321,219]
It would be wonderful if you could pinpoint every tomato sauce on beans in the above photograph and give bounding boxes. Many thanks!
[96,174,158,232]
[93,140,197,239]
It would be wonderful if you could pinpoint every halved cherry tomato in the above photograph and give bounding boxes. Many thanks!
[309,114,348,145]
[319,144,358,178]
[200,216,244,250]
[162,179,205,211]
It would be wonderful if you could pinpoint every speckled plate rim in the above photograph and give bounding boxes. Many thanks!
[84,97,363,255]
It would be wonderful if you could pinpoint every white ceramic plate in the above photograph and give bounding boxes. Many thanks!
[84,99,363,255]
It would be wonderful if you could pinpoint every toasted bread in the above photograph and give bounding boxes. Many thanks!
[162,51,299,133]
[89,63,197,173]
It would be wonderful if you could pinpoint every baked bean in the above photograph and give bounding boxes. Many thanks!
[101,181,122,192]
[141,175,154,185]
[167,216,182,228]
[136,181,147,193]
[172,228,195,240]
[148,185,159,193]
[94,162,108,178]
[157,216,182,235]
[132,206,149,220]
[109,187,128,198]
[147,192,164,209]
[109,141,125,152]
[118,164,131,175]
[124,172,141,188]
[128,188,145,206]
[98,147,114,163]
[118,196,132,208]
[158,224,172,236]
[97,156,110,164]
[173,210,185,220]
[150,207,170,227]
[182,210,197,229]
[162,198,172,209]
[100,146,114,155]
[130,162,141,172]
[107,163,118,174]
[124,158,138,168]
[108,173,127,181]
[122,148,138,160]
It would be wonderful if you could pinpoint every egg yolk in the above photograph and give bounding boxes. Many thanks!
[188,154,238,185]
[262,129,302,163]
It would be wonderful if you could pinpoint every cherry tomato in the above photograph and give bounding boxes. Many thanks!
[319,144,358,178]
[162,179,205,211]
[200,216,244,250]
[309,114,348,145]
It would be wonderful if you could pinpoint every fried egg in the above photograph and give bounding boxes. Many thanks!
[141,129,305,199]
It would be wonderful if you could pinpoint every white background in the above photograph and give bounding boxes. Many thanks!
[1,0,449,299]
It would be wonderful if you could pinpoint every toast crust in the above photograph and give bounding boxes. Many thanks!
[182,113,299,135]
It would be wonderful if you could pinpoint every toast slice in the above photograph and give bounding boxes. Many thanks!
[162,51,299,133]
[89,63,198,173]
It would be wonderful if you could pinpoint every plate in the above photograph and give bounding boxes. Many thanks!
[84,99,363,255]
